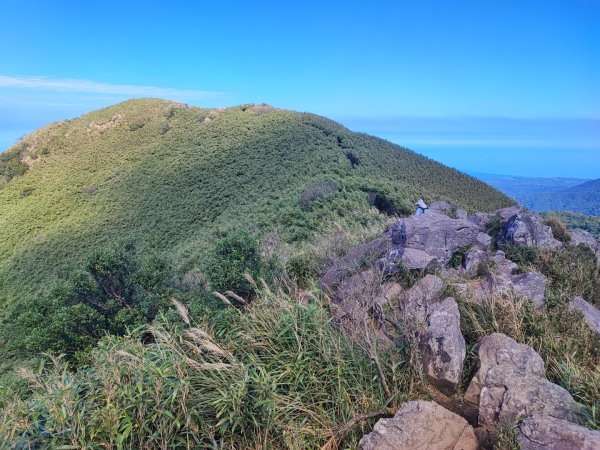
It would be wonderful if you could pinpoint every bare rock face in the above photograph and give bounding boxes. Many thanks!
[499,213,562,249]
[569,296,600,336]
[465,333,580,434]
[479,365,580,429]
[469,251,546,308]
[475,232,492,250]
[320,236,392,295]
[461,248,487,277]
[400,277,465,394]
[464,333,545,407]
[400,275,445,324]
[511,272,546,309]
[519,414,600,450]
[570,228,600,264]
[359,400,478,450]
[387,212,480,269]
[419,297,466,394]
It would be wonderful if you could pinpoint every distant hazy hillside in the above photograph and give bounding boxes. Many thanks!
[480,174,588,198]
[0,99,512,302]
[520,179,600,215]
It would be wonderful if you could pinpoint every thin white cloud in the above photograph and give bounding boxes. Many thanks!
[0,75,222,100]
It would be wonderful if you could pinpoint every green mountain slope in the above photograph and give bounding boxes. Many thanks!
[0,98,512,303]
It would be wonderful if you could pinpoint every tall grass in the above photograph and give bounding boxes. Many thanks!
[1,288,417,449]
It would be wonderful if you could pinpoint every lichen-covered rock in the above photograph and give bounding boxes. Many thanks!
[359,400,478,450]
[569,296,600,336]
[419,297,466,394]
[464,333,545,407]
[387,212,480,269]
[479,364,580,429]
[499,213,562,249]
[519,414,600,450]
[465,333,580,434]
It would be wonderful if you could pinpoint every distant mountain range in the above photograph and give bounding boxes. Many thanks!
[475,173,600,216]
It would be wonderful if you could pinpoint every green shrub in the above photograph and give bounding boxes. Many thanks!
[206,231,264,299]
[544,216,572,243]
[0,294,412,449]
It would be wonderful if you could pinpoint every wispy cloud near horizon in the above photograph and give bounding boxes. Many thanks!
[0,75,222,100]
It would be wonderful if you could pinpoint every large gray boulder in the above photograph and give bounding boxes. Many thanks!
[461,248,487,277]
[399,274,444,324]
[419,297,466,394]
[570,228,600,263]
[519,414,600,450]
[359,400,478,450]
[479,364,581,429]
[399,276,466,394]
[387,212,480,269]
[569,296,600,336]
[465,333,581,434]
[465,333,545,407]
[499,213,562,249]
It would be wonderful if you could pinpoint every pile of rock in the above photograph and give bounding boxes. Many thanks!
[318,201,600,449]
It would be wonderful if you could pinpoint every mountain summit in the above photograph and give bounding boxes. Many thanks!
[0,98,511,300]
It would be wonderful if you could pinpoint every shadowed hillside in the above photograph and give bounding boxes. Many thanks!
[0,98,512,303]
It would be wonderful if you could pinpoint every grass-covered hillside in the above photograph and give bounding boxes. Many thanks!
[0,98,511,303]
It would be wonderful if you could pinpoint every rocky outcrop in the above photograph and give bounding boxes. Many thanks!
[359,400,478,450]
[386,212,480,270]
[499,213,562,249]
[469,251,547,308]
[570,228,600,263]
[399,276,465,393]
[519,414,600,450]
[465,333,580,434]
[478,364,580,429]
[569,296,600,336]
[419,297,466,394]
[320,236,392,295]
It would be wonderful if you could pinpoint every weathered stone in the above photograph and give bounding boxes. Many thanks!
[429,200,454,215]
[468,212,493,231]
[519,414,600,450]
[479,364,580,429]
[511,272,546,309]
[465,333,545,407]
[394,247,437,270]
[461,248,487,277]
[456,208,468,220]
[468,252,546,307]
[475,232,492,250]
[419,297,466,394]
[359,400,478,450]
[570,228,600,264]
[399,275,444,324]
[569,296,600,336]
[496,205,525,222]
[499,213,562,249]
[387,212,480,268]
[320,236,391,294]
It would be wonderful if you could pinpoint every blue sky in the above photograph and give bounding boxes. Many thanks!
[1,0,598,177]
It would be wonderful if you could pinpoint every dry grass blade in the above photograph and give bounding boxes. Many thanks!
[171,298,190,325]
[212,291,233,307]
[225,290,247,305]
